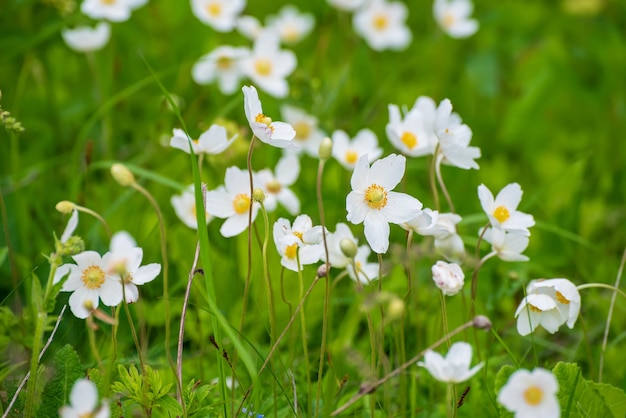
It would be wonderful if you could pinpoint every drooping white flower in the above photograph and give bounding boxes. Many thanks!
[353,0,412,51]
[403,209,465,262]
[483,227,530,262]
[433,0,479,39]
[242,85,297,148]
[62,22,111,53]
[191,0,246,32]
[273,215,324,272]
[171,185,213,230]
[169,125,236,155]
[432,260,464,296]
[478,183,535,235]
[205,167,258,237]
[192,46,250,94]
[280,105,326,157]
[435,99,481,170]
[266,5,315,44]
[59,378,110,418]
[331,129,382,170]
[418,341,483,383]
[386,103,436,157]
[53,251,123,319]
[498,368,560,418]
[106,231,161,303]
[327,0,365,11]
[81,0,135,22]
[515,278,581,336]
[346,154,423,254]
[240,31,297,98]
[236,15,263,40]
[257,154,300,215]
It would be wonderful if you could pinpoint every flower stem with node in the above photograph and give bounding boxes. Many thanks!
[435,154,456,213]
[429,148,441,211]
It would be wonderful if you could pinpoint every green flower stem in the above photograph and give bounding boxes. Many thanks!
[121,287,145,373]
[315,158,331,417]
[296,254,312,416]
[240,135,257,335]
[404,230,414,300]
[440,292,451,349]
[429,148,441,211]
[470,222,492,315]
[576,283,626,300]
[72,204,111,238]
[86,318,103,371]
[260,204,276,344]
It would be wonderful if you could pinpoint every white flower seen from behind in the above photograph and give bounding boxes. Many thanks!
[62,22,111,53]
[498,368,560,418]
[432,260,464,296]
[418,341,483,383]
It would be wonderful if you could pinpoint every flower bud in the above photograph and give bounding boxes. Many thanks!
[111,163,135,186]
[57,236,85,257]
[431,260,465,296]
[472,315,492,330]
[339,238,358,259]
[55,200,76,214]
[252,188,266,203]
[317,264,329,278]
[318,137,333,161]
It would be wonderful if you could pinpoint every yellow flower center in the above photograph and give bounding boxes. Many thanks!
[555,291,570,304]
[372,13,389,30]
[283,25,300,43]
[255,113,273,128]
[81,265,105,290]
[232,193,251,215]
[345,150,359,165]
[101,0,116,4]
[293,231,303,240]
[365,184,388,210]
[529,304,543,313]
[266,179,282,194]
[523,385,544,406]
[206,2,221,17]
[294,121,311,140]
[285,243,298,259]
[216,56,233,70]
[254,58,272,76]
[401,131,418,149]
[493,206,510,223]
[442,12,456,28]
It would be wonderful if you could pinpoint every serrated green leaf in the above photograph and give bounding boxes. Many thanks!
[553,361,626,418]
[155,395,183,416]
[36,345,84,418]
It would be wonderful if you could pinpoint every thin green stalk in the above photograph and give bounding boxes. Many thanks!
[296,254,312,416]
[429,148,440,211]
[440,292,451,349]
[435,155,455,213]
[470,222,492,316]
[576,283,626,300]
[240,135,257,334]
[86,320,103,371]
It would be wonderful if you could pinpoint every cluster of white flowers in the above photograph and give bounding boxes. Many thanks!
[54,226,160,319]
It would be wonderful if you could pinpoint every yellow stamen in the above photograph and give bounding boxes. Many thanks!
[345,150,359,165]
[81,265,105,290]
[216,56,233,70]
[529,304,543,313]
[493,206,510,223]
[294,121,311,140]
[266,179,282,194]
[372,13,389,30]
[206,2,221,17]
[285,243,298,259]
[254,58,272,76]
[555,291,570,304]
[523,385,544,406]
[365,184,388,210]
[293,231,303,241]
[401,131,418,149]
[255,113,273,128]
[232,194,251,215]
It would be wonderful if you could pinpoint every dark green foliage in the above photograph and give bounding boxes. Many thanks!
[36,344,83,417]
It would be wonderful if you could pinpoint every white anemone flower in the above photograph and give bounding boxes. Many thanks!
[266,5,315,45]
[205,166,259,237]
[242,85,297,149]
[433,0,479,39]
[192,46,250,94]
[257,154,300,215]
[386,104,436,157]
[106,231,161,303]
[327,0,365,11]
[62,22,111,53]
[403,210,465,262]
[324,223,359,269]
[483,227,530,262]
[418,341,483,383]
[280,105,325,157]
[346,154,423,254]
[171,185,213,230]
[435,99,481,170]
[59,378,110,418]
[236,15,263,40]
[347,245,380,284]
[191,0,246,32]
[273,215,324,272]
[169,125,236,155]
[240,31,296,98]
[331,129,382,170]
[498,368,560,418]
[432,260,464,296]
[81,0,135,22]
[515,278,581,336]
[53,251,123,319]
[478,183,535,235]
[353,0,412,51]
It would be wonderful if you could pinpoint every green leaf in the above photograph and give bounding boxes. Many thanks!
[36,345,84,418]
[0,246,7,268]
[553,362,626,418]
